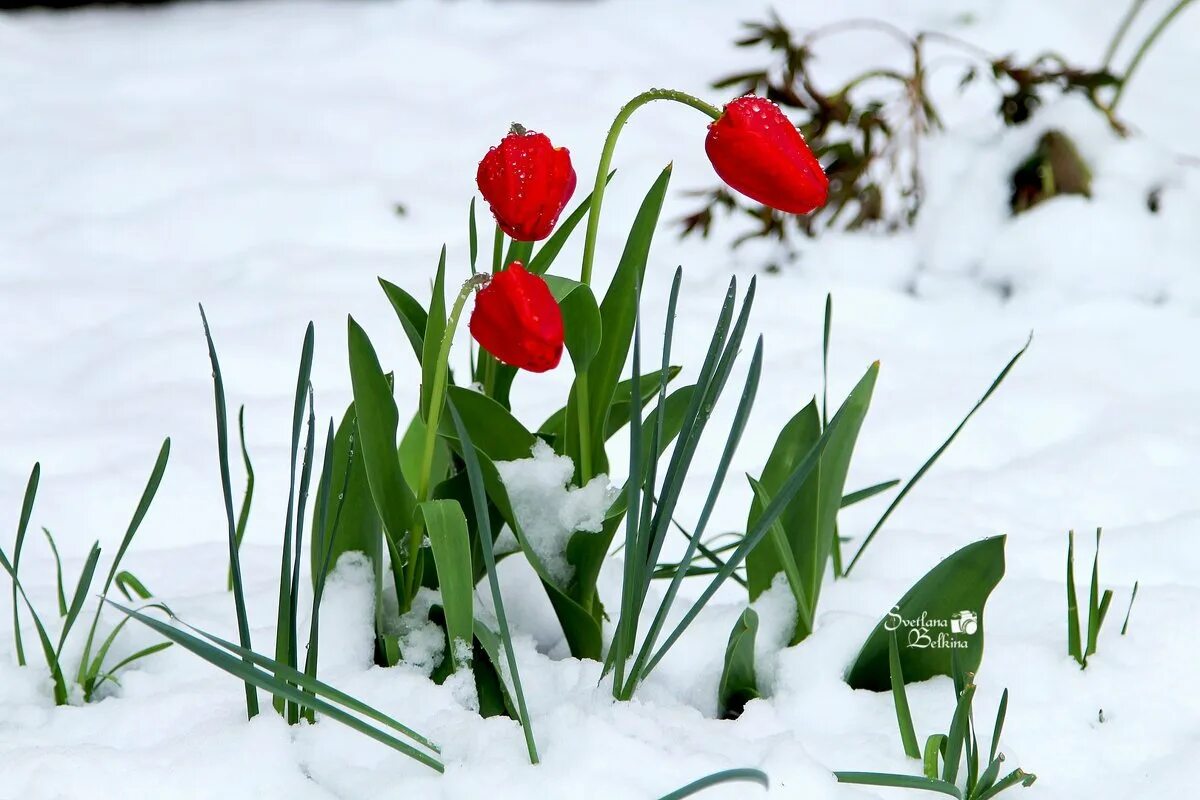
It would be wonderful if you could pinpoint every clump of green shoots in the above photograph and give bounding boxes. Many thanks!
[837,642,1036,798]
[1,442,173,705]
[1067,528,1138,668]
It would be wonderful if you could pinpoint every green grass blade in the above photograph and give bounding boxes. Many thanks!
[645,363,877,677]
[841,479,901,508]
[56,541,101,658]
[1066,530,1081,664]
[448,399,539,764]
[115,571,154,601]
[846,336,1030,575]
[972,755,1004,799]
[1086,528,1103,659]
[0,542,69,703]
[92,641,173,692]
[989,689,1008,764]
[974,770,1036,799]
[468,197,478,274]
[84,602,170,699]
[942,683,977,785]
[41,528,67,616]
[302,419,337,721]
[666,516,747,589]
[286,385,317,722]
[1121,581,1139,635]
[11,462,40,666]
[890,631,921,759]
[924,733,947,780]
[657,768,769,799]
[835,772,961,798]
[109,601,442,771]
[199,304,259,718]
[77,437,170,687]
[228,405,256,591]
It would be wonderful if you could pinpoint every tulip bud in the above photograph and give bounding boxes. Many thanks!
[469,262,564,373]
[477,127,577,242]
[705,96,829,215]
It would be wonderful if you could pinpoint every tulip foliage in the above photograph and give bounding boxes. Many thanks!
[28,84,1039,793]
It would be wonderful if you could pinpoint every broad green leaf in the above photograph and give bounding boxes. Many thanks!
[538,366,681,442]
[471,622,518,718]
[347,316,416,602]
[441,386,537,461]
[925,734,948,780]
[378,278,429,364]
[834,772,961,798]
[399,412,450,492]
[717,608,760,719]
[526,172,614,277]
[419,500,474,673]
[420,247,448,419]
[747,477,812,639]
[846,536,1007,691]
[657,768,769,800]
[544,275,602,372]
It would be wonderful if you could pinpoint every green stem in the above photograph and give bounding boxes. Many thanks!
[1102,0,1148,69]
[406,277,485,595]
[575,88,721,481]
[1111,0,1195,111]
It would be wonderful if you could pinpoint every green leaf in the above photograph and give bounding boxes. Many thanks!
[115,570,154,601]
[109,601,443,772]
[228,406,255,591]
[747,477,812,637]
[0,538,71,704]
[198,306,258,718]
[746,384,871,644]
[418,500,474,673]
[544,275,602,372]
[1121,581,1139,636]
[420,247,448,419]
[40,528,67,616]
[538,366,682,444]
[924,734,948,780]
[846,536,1007,691]
[378,278,429,364]
[399,412,451,494]
[989,689,1008,764]
[657,768,769,800]
[943,683,976,785]
[834,772,961,798]
[526,172,614,277]
[448,399,540,764]
[347,316,417,603]
[468,198,479,275]
[311,404,382,595]
[10,463,40,667]
[846,337,1030,575]
[57,542,101,659]
[1066,530,1082,664]
[717,608,760,719]
[890,630,922,759]
[841,479,901,508]
[441,386,537,461]
[974,769,1035,799]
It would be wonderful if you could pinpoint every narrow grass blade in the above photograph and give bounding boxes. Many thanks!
[77,437,170,687]
[115,571,154,601]
[942,683,977,786]
[448,399,539,764]
[975,770,1036,799]
[302,419,338,722]
[989,689,1008,764]
[846,336,1030,575]
[284,383,317,722]
[666,516,747,589]
[41,528,67,616]
[890,631,921,759]
[92,641,173,692]
[657,768,769,800]
[199,304,259,718]
[1121,581,1139,635]
[973,755,1004,799]
[84,602,170,700]
[56,541,101,658]
[468,197,478,274]
[1066,530,1081,664]
[11,463,40,666]
[1085,527,1103,659]
[109,601,443,771]
[228,405,256,590]
[924,734,947,780]
[0,543,69,703]
[841,479,901,508]
[835,772,961,797]
[645,363,877,677]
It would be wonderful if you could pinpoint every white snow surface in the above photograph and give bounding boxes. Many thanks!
[1,0,1198,798]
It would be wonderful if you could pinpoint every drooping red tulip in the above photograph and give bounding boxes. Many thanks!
[469,262,564,373]
[704,96,829,215]
[477,126,577,242]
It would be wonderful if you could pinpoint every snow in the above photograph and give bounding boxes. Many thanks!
[496,439,616,586]
[1,0,1199,798]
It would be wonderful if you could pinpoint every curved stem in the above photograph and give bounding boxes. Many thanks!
[1103,0,1149,69]
[406,276,486,594]
[1111,0,1195,111]
[575,88,720,483]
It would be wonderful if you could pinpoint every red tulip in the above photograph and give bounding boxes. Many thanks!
[470,262,564,373]
[704,96,828,215]
[477,126,577,242]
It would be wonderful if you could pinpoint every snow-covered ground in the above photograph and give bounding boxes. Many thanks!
[1,0,1198,797]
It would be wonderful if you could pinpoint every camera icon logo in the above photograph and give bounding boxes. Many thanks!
[950,610,978,635]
